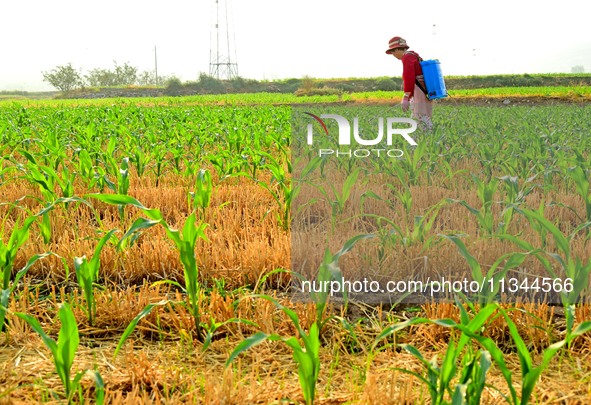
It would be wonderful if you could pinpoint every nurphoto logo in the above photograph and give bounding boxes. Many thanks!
[305,112,418,158]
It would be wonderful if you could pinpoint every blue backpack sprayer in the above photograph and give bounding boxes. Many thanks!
[419,59,448,100]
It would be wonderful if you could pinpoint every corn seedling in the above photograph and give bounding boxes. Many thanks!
[386,141,429,186]
[0,214,50,332]
[372,302,499,405]
[443,304,591,405]
[565,157,591,226]
[307,233,374,330]
[441,234,527,305]
[449,175,499,237]
[18,154,76,202]
[130,144,150,178]
[88,194,208,340]
[202,316,258,351]
[310,167,361,232]
[14,303,89,402]
[189,168,212,220]
[116,157,130,219]
[226,295,320,405]
[226,234,372,403]
[74,229,117,326]
[366,199,447,252]
[238,151,295,231]
[513,207,591,306]
[497,175,537,234]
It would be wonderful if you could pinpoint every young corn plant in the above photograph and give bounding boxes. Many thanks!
[226,296,320,405]
[441,234,527,305]
[74,229,117,326]
[449,174,500,237]
[74,147,115,192]
[116,157,130,219]
[372,301,499,405]
[237,151,296,231]
[387,141,429,186]
[226,234,371,405]
[508,207,591,336]
[261,152,295,232]
[0,215,49,332]
[18,148,85,243]
[365,199,447,254]
[564,157,591,226]
[310,167,361,232]
[14,303,105,403]
[497,175,537,235]
[18,152,76,202]
[516,207,590,305]
[361,183,413,222]
[188,168,213,221]
[130,144,150,179]
[445,305,591,405]
[87,194,208,341]
[305,233,374,330]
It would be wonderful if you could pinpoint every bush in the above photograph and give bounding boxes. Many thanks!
[294,86,343,97]
[375,77,400,91]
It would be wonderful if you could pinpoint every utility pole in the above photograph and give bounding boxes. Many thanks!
[154,45,159,84]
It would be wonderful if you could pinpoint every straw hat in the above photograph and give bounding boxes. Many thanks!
[385,36,409,54]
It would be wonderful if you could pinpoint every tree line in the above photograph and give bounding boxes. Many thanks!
[43,62,591,95]
[42,62,176,92]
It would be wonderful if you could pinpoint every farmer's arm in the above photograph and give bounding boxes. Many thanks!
[401,54,416,98]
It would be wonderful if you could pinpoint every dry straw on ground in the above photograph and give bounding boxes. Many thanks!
[1,157,591,403]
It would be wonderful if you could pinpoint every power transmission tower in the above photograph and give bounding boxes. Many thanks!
[209,0,238,80]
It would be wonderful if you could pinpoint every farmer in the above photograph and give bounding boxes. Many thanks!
[385,36,433,130]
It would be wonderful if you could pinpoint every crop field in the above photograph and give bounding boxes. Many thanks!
[0,88,591,404]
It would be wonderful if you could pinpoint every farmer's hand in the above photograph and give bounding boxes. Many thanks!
[401,94,410,112]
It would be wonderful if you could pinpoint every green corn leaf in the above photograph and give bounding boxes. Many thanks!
[12,252,52,292]
[499,308,532,377]
[398,343,432,368]
[14,311,58,358]
[86,193,163,221]
[88,369,105,405]
[440,341,458,391]
[445,323,518,405]
[114,300,169,359]
[193,169,212,210]
[372,317,431,351]
[86,193,144,206]
[225,331,273,367]
[517,208,569,258]
[202,318,258,352]
[451,383,468,405]
[118,217,162,250]
[441,234,482,282]
[89,229,117,276]
[55,303,79,393]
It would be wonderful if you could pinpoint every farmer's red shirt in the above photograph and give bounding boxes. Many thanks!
[401,51,423,97]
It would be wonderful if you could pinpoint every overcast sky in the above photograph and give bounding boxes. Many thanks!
[2,0,590,91]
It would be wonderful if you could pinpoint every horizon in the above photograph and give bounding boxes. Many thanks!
[3,71,591,95]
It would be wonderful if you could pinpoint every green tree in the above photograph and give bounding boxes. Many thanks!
[113,62,138,86]
[42,63,83,92]
[85,68,117,87]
